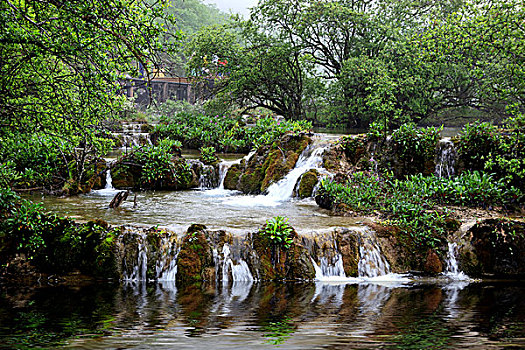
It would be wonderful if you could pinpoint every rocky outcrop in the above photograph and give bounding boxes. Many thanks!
[250,229,316,281]
[459,218,525,277]
[176,224,215,285]
[224,133,311,194]
[295,169,320,198]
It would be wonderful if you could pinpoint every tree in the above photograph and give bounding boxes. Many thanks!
[414,0,525,119]
[0,0,175,189]
[186,21,316,119]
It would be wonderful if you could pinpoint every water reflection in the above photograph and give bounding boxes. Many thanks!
[0,281,524,349]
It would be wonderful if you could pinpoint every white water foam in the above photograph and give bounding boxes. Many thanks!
[222,142,326,207]
[443,242,470,280]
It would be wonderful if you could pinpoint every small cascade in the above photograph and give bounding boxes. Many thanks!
[105,167,114,190]
[265,142,326,201]
[113,122,152,149]
[358,229,391,278]
[214,243,254,282]
[303,230,350,281]
[92,161,120,196]
[217,162,232,189]
[444,242,469,280]
[199,164,218,189]
[124,233,148,281]
[435,138,456,178]
[156,236,180,281]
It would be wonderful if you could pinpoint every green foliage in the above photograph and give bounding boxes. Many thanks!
[0,0,175,189]
[199,147,219,165]
[134,140,190,188]
[456,119,525,188]
[262,216,294,250]
[414,0,525,118]
[455,121,499,171]
[154,112,312,152]
[391,123,441,161]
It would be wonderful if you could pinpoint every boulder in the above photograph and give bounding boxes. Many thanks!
[224,133,311,194]
[459,218,525,277]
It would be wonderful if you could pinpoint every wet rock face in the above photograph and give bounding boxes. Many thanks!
[176,224,215,285]
[250,229,316,281]
[459,219,525,277]
[224,133,311,194]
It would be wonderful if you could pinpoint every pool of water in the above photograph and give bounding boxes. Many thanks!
[1,280,524,349]
[27,189,364,235]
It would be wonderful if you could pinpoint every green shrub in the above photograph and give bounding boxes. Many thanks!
[261,216,294,249]
[153,112,312,153]
[199,146,219,165]
[390,123,441,163]
[456,121,499,171]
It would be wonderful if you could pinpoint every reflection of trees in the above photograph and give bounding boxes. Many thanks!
[0,284,119,349]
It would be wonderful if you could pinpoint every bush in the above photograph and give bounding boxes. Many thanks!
[134,139,190,188]
[455,121,499,171]
[390,123,441,165]
[153,112,312,153]
[199,146,219,165]
[261,216,294,249]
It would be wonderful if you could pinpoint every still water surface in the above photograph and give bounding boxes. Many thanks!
[1,281,524,349]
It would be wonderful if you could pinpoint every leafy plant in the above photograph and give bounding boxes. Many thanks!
[262,216,294,249]
[199,146,219,165]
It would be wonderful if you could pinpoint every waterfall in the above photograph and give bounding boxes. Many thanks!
[113,122,152,149]
[217,162,231,189]
[357,229,391,278]
[435,138,456,178]
[91,161,120,196]
[124,233,148,282]
[215,243,254,282]
[443,242,469,280]
[265,144,326,201]
[198,164,218,189]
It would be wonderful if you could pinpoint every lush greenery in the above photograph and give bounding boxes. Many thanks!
[199,146,219,165]
[0,0,176,191]
[186,0,524,128]
[261,216,294,250]
[154,112,312,152]
[318,168,522,249]
[0,188,117,276]
[455,116,525,188]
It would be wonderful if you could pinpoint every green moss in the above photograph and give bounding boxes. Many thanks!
[297,169,319,198]
[224,164,242,190]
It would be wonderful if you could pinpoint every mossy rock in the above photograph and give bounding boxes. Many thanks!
[336,229,360,277]
[223,164,242,190]
[224,133,311,194]
[111,162,140,189]
[176,224,214,285]
[296,169,319,198]
[250,227,315,281]
[458,218,525,277]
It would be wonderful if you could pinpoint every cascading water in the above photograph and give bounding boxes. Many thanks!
[217,244,254,282]
[198,164,218,189]
[92,161,120,196]
[357,229,391,278]
[444,242,469,280]
[265,143,326,201]
[123,232,148,282]
[435,138,456,178]
[114,122,152,149]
